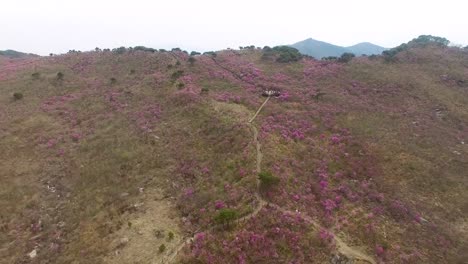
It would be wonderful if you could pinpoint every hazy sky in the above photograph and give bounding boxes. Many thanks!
[1,0,467,55]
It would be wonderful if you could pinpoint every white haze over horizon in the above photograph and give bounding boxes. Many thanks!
[1,0,467,55]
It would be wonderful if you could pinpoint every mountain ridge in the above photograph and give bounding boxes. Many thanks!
[0,49,38,59]
[290,38,388,58]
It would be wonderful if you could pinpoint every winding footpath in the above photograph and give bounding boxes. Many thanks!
[163,96,375,264]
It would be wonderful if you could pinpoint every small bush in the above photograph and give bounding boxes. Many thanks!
[112,46,127,54]
[214,208,238,226]
[175,61,181,66]
[188,57,196,65]
[110,77,117,84]
[258,171,280,187]
[262,46,302,63]
[168,231,174,240]
[158,244,166,253]
[190,51,201,56]
[56,72,64,80]
[13,92,23,100]
[130,69,135,74]
[171,70,184,81]
[133,46,156,53]
[312,89,326,101]
[201,87,209,93]
[338,52,355,63]
[31,72,40,79]
[176,82,185,89]
[203,51,217,57]
[322,56,338,61]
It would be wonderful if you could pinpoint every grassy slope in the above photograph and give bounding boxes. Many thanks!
[0,46,467,263]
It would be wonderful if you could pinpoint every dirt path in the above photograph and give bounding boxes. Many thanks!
[269,204,375,264]
[248,96,271,123]
[164,96,375,264]
[163,98,270,263]
[239,121,267,223]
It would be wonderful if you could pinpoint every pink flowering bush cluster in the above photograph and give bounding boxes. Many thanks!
[260,113,317,141]
[0,58,40,81]
[214,92,242,104]
[131,104,161,133]
[183,206,333,263]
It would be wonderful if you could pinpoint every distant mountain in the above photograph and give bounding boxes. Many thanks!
[290,38,349,59]
[346,42,387,56]
[290,38,387,59]
[0,49,38,59]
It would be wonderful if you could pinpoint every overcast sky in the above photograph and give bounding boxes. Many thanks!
[1,0,467,55]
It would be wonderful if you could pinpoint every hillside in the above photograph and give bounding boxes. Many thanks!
[0,50,37,59]
[0,42,467,264]
[291,38,387,58]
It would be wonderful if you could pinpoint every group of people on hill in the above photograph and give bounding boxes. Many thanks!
[262,90,281,97]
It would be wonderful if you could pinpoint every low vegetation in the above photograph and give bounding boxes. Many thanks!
[0,35,466,263]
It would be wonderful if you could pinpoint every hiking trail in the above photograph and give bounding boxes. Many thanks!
[163,96,375,264]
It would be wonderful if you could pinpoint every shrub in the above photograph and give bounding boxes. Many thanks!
[56,72,64,80]
[171,48,182,52]
[13,92,23,100]
[130,69,135,74]
[175,61,181,66]
[263,46,303,63]
[410,35,449,47]
[188,57,196,65]
[312,89,326,101]
[168,231,174,240]
[158,244,166,253]
[322,56,338,61]
[171,70,184,81]
[338,52,355,63]
[190,51,201,56]
[258,171,280,187]
[110,77,117,84]
[176,82,185,89]
[112,46,127,54]
[203,51,217,57]
[133,46,156,53]
[31,72,40,79]
[275,46,303,62]
[214,208,238,226]
[201,87,209,93]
